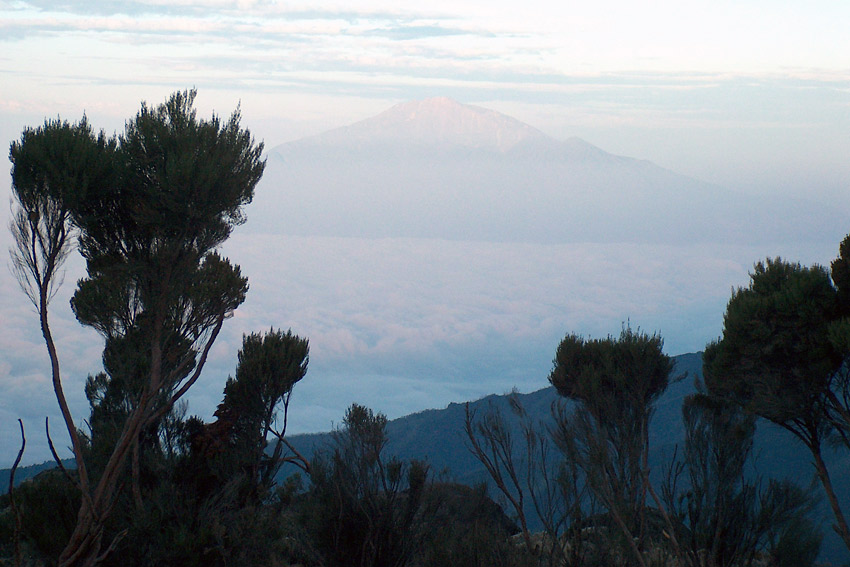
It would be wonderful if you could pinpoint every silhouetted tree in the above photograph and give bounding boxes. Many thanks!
[9,116,115,566]
[307,404,433,567]
[704,257,850,551]
[657,389,820,567]
[8,90,264,567]
[464,399,534,555]
[464,394,589,566]
[549,326,673,566]
[670,392,759,566]
[194,328,309,502]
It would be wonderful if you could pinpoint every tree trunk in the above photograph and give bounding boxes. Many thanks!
[811,445,850,552]
[58,503,103,567]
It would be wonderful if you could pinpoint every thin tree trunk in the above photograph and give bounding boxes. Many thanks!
[811,446,850,552]
[9,420,26,567]
[40,289,91,496]
[131,439,144,511]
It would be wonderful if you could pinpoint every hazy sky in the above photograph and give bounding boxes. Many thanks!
[1,0,849,464]
[2,0,849,188]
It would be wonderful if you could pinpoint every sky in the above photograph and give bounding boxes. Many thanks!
[1,0,849,465]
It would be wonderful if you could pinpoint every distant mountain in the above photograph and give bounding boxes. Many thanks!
[246,97,836,245]
[0,458,74,489]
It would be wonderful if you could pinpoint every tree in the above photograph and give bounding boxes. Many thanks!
[658,390,821,567]
[671,393,760,567]
[8,90,264,567]
[827,236,850,442]
[85,329,310,567]
[463,399,534,555]
[464,395,589,566]
[703,257,850,552]
[194,328,310,501]
[306,404,433,567]
[549,326,673,566]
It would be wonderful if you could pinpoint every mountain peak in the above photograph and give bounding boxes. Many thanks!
[299,97,552,152]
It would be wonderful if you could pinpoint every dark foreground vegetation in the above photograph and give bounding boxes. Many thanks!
[2,91,850,566]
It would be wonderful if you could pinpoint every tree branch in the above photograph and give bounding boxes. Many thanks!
[9,419,25,567]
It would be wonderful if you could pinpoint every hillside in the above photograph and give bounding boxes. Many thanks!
[284,352,848,564]
[6,352,848,562]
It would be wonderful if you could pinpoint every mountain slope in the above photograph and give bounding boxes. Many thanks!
[285,352,848,564]
[5,353,847,561]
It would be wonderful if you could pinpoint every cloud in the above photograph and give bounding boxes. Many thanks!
[367,24,470,41]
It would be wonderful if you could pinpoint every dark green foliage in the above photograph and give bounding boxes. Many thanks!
[63,91,259,409]
[704,259,839,431]
[550,327,673,422]
[8,116,114,313]
[831,235,850,318]
[81,328,310,567]
[704,255,850,552]
[305,404,435,567]
[0,470,80,563]
[421,483,529,567]
[68,90,261,267]
[9,116,115,207]
[550,326,673,565]
[214,329,309,496]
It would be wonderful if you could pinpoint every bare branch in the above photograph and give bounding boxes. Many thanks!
[9,419,26,567]
[46,417,76,485]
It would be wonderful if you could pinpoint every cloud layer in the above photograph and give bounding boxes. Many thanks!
[2,204,839,465]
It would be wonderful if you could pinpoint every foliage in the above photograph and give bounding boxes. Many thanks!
[212,329,309,498]
[304,404,434,567]
[549,326,673,566]
[704,255,850,552]
[662,391,822,567]
[0,470,80,562]
[93,328,308,567]
[8,90,264,567]
[421,483,529,567]
[704,259,839,430]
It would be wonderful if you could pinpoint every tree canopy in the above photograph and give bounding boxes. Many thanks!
[550,326,673,423]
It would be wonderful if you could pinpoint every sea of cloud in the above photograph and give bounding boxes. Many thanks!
[3,204,841,466]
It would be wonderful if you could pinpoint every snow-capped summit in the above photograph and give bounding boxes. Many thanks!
[296,97,550,152]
